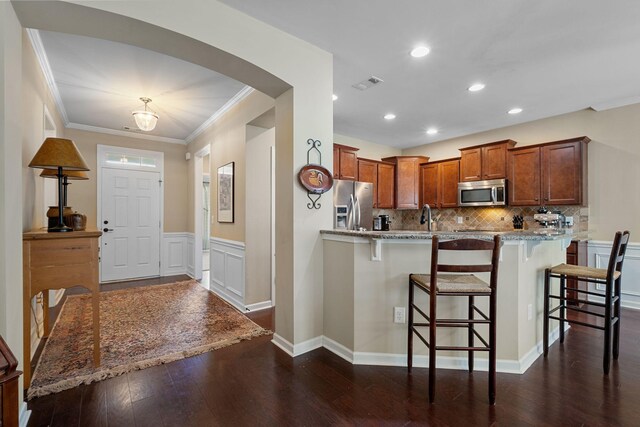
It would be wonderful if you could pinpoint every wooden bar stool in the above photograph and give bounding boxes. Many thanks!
[408,235,501,404]
[543,230,630,374]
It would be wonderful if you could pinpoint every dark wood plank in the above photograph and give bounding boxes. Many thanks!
[25,276,640,426]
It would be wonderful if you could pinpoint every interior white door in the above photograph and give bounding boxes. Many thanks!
[101,168,161,282]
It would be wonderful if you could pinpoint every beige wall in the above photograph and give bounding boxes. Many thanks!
[64,128,188,232]
[22,30,65,231]
[187,90,275,241]
[0,3,24,387]
[334,133,401,161]
[245,125,275,305]
[403,105,640,241]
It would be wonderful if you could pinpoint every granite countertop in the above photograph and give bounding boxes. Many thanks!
[321,229,589,241]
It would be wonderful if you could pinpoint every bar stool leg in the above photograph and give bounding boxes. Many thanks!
[428,291,437,403]
[543,268,550,357]
[489,292,497,405]
[559,274,566,343]
[613,277,622,360]
[468,295,474,373]
[408,279,414,372]
[603,277,613,375]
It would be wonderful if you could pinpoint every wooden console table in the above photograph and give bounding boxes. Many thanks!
[22,230,102,389]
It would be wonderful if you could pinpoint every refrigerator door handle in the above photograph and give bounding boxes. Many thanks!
[355,196,361,229]
[349,194,355,230]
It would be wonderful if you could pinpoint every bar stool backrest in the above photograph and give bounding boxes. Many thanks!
[606,231,631,281]
[430,235,502,290]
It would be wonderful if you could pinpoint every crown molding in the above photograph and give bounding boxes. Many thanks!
[185,86,255,144]
[66,123,186,145]
[26,29,70,125]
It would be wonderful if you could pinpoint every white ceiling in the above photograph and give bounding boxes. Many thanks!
[221,0,640,148]
[36,30,248,143]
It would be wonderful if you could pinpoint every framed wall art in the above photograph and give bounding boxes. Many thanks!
[217,161,234,223]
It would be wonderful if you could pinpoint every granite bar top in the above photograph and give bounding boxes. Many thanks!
[321,229,589,241]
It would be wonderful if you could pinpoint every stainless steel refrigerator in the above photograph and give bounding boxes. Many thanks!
[333,179,374,230]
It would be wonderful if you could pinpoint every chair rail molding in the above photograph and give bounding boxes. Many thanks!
[588,240,640,310]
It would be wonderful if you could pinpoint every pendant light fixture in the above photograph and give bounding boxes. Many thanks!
[132,97,159,131]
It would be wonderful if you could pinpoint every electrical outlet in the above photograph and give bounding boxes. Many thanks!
[394,307,406,324]
[456,216,464,224]
[527,304,533,321]
[565,216,574,226]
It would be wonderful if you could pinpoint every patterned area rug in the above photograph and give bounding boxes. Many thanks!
[28,280,271,399]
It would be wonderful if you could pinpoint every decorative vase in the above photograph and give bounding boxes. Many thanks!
[64,211,87,231]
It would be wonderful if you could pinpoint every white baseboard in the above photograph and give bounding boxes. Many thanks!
[271,333,323,357]
[320,324,567,375]
[244,300,273,312]
[321,336,354,363]
[19,401,31,427]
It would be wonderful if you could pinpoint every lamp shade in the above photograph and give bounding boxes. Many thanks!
[28,138,89,171]
[40,169,89,180]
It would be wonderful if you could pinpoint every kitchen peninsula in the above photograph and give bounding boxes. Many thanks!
[321,229,584,374]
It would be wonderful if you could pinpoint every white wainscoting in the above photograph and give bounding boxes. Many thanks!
[588,240,640,310]
[186,233,195,278]
[210,237,245,310]
[161,233,189,277]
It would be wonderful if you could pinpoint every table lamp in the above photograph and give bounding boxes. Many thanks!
[28,138,89,232]
[40,169,89,207]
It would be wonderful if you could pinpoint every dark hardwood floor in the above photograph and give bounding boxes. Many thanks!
[27,276,640,426]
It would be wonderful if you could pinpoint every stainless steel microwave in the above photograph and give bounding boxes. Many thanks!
[458,179,507,207]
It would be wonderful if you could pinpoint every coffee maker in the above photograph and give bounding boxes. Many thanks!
[378,215,391,231]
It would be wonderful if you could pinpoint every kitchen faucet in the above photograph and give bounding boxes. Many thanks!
[420,204,432,231]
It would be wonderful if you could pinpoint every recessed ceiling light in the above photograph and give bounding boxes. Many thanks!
[410,46,430,58]
[332,94,338,101]
[468,83,485,92]
[508,108,523,115]
[384,113,396,120]
[426,128,438,135]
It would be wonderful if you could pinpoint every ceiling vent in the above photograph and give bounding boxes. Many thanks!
[352,76,384,91]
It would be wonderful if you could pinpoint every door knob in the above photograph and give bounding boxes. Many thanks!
[103,228,114,232]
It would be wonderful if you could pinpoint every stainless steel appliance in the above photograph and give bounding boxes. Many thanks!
[458,179,507,207]
[333,180,374,230]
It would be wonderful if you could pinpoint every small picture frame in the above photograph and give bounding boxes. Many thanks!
[217,162,234,223]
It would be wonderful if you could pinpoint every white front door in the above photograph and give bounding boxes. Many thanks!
[100,167,161,282]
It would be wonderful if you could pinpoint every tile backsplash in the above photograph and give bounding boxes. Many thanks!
[373,206,588,232]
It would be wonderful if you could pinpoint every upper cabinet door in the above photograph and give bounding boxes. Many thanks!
[357,159,378,207]
[508,147,541,206]
[541,141,583,205]
[482,144,508,180]
[339,149,358,180]
[460,148,482,182]
[439,159,460,208]
[395,158,420,209]
[333,143,359,180]
[377,162,395,209]
[420,163,438,208]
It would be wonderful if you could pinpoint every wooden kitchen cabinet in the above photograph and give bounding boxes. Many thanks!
[508,136,589,206]
[566,240,588,305]
[420,158,460,209]
[541,138,588,205]
[381,156,429,209]
[333,143,359,180]
[376,162,395,209]
[508,147,541,206]
[460,140,516,182]
[358,158,396,209]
